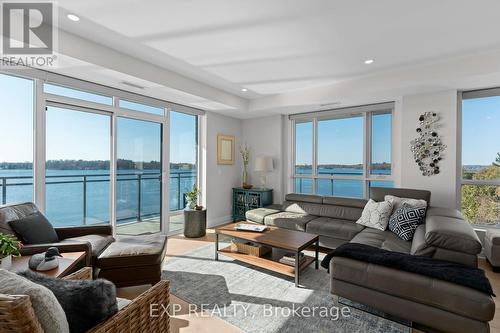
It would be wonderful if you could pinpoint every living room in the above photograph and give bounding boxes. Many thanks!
[0,1,499,333]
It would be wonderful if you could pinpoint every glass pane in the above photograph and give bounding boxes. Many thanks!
[44,83,112,105]
[116,118,162,235]
[317,116,363,177]
[461,184,500,226]
[119,99,164,116]
[370,180,394,188]
[317,179,364,198]
[295,121,313,175]
[0,74,34,204]
[371,112,392,175]
[462,96,500,180]
[294,178,313,194]
[170,111,198,234]
[45,107,110,226]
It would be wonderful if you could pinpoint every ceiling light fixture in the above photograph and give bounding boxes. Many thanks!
[241,88,248,92]
[67,14,80,22]
[364,59,374,64]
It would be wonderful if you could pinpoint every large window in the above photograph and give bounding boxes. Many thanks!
[461,90,500,226]
[0,73,34,205]
[292,104,393,198]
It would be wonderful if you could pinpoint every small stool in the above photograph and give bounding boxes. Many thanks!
[484,229,500,272]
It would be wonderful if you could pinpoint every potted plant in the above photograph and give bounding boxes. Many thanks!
[185,185,202,210]
[0,233,21,269]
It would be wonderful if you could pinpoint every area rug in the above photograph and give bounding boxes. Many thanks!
[162,243,410,333]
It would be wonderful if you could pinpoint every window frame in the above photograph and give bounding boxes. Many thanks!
[290,103,394,198]
[1,67,204,236]
[458,89,500,227]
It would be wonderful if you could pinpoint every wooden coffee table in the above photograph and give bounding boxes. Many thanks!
[215,223,319,287]
[11,251,86,278]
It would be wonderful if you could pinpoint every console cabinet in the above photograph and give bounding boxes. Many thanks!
[232,188,273,221]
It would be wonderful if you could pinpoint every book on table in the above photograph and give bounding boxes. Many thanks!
[279,252,306,266]
[234,223,267,232]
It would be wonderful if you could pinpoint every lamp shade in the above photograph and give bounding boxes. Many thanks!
[255,156,273,172]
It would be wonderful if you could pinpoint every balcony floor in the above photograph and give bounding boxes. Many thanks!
[116,214,184,235]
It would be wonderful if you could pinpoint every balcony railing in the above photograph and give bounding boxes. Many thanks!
[0,170,196,224]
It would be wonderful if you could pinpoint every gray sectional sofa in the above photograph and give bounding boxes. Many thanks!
[245,187,494,333]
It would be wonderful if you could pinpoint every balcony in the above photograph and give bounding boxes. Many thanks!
[0,170,196,234]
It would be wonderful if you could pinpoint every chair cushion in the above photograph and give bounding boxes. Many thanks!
[245,208,281,224]
[8,212,59,244]
[19,270,117,333]
[0,269,69,333]
[97,233,167,268]
[60,234,114,258]
[350,228,411,254]
[0,202,38,236]
[356,199,393,231]
[306,217,364,241]
[331,257,495,322]
[263,212,317,231]
[388,204,427,241]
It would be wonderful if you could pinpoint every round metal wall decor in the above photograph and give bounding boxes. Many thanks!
[410,112,446,176]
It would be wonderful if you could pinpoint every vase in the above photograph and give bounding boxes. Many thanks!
[242,166,248,185]
[0,255,12,269]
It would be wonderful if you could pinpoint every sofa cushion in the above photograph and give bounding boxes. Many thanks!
[60,234,114,258]
[0,202,38,236]
[284,193,323,204]
[8,212,59,244]
[263,212,317,231]
[350,228,411,254]
[356,199,393,231]
[425,216,482,255]
[97,233,167,268]
[370,187,431,203]
[410,225,436,256]
[0,269,69,333]
[19,270,118,333]
[245,208,281,224]
[331,257,495,322]
[388,204,427,241]
[306,217,364,241]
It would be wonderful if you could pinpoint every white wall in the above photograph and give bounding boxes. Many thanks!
[400,90,458,208]
[202,112,242,226]
[241,115,285,204]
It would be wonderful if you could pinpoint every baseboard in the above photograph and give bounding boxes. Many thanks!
[207,215,233,228]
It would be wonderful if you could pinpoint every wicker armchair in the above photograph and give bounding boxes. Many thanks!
[0,267,170,333]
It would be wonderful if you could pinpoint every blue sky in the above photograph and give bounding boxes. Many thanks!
[0,73,197,164]
[296,113,391,165]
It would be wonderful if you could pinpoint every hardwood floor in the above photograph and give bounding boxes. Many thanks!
[117,226,500,333]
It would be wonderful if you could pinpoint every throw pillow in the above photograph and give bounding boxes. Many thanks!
[19,270,118,333]
[385,195,427,212]
[389,203,427,241]
[356,199,393,231]
[0,269,69,333]
[8,212,59,244]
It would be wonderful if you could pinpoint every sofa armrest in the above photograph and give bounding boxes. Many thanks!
[425,216,482,255]
[20,242,92,266]
[87,280,170,333]
[55,225,113,240]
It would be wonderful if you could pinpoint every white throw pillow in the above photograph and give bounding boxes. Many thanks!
[356,199,393,231]
[385,195,427,212]
[0,269,69,333]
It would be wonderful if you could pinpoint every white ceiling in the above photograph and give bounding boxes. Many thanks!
[51,0,500,113]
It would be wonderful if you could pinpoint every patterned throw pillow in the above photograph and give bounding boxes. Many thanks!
[389,203,427,241]
[356,199,393,231]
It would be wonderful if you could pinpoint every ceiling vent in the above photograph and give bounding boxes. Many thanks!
[121,81,145,89]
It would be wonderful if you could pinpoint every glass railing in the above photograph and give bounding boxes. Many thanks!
[0,170,196,226]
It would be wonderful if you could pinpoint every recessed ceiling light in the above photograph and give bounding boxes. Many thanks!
[241,88,248,92]
[364,59,374,64]
[67,14,80,22]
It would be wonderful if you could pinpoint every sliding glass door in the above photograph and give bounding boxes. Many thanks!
[116,117,162,235]
[45,106,111,226]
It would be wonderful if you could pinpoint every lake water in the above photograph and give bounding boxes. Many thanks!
[0,169,195,227]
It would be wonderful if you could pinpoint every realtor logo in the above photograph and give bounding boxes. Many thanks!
[1,1,58,67]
